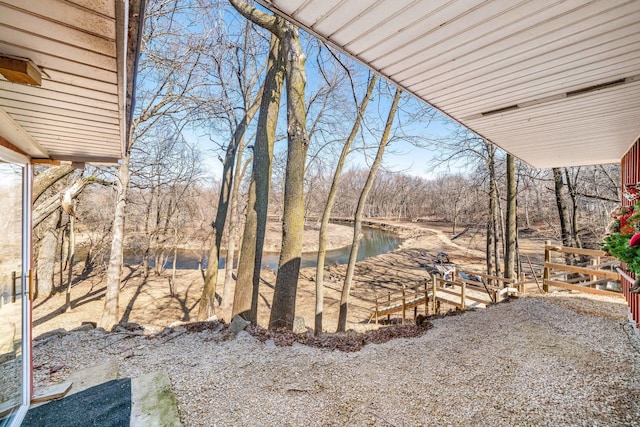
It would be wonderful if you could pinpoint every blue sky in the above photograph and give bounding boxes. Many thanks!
[180,2,463,183]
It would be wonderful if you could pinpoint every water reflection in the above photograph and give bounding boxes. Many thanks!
[125,226,401,271]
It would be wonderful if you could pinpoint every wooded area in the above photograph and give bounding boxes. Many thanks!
[29,0,621,333]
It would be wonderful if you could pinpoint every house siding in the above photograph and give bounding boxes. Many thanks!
[620,138,640,332]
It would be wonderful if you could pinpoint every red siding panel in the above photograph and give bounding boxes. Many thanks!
[621,138,640,330]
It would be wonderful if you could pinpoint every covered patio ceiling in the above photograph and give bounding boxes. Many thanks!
[256,0,640,169]
[0,0,144,164]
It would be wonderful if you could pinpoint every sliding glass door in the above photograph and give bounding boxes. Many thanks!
[0,153,31,427]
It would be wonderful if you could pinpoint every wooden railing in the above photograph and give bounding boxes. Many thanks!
[370,281,430,325]
[542,242,623,297]
[456,269,519,302]
[369,269,519,324]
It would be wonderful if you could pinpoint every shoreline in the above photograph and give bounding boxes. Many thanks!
[32,219,553,335]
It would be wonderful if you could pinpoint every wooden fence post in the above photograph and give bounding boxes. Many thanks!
[461,280,466,308]
[424,279,429,315]
[543,240,551,292]
[11,271,16,303]
[518,272,525,293]
[589,258,597,284]
[432,274,437,313]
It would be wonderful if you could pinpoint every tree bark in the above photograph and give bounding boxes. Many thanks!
[198,86,262,320]
[314,74,377,335]
[99,154,130,330]
[487,144,501,278]
[33,179,87,228]
[33,165,74,204]
[563,168,582,248]
[222,155,251,308]
[337,88,402,332]
[36,208,61,298]
[504,154,517,279]
[486,219,493,278]
[233,33,284,322]
[270,22,310,330]
[65,202,76,311]
[552,168,572,246]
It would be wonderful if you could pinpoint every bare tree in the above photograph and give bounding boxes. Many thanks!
[221,154,252,308]
[337,88,402,332]
[232,32,285,322]
[100,0,221,329]
[504,153,517,279]
[228,0,313,329]
[314,74,377,334]
[197,23,264,318]
[269,21,311,330]
[35,209,61,298]
[552,167,573,249]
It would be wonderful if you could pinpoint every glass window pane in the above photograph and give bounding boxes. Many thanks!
[0,163,23,425]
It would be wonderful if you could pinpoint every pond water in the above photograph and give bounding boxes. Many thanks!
[125,226,401,271]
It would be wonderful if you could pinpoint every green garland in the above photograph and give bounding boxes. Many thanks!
[602,233,640,273]
[601,202,640,274]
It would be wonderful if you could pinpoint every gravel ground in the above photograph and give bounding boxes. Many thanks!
[33,293,640,426]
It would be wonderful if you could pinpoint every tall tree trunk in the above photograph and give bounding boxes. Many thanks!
[314,74,377,335]
[337,88,402,332]
[99,153,130,330]
[141,193,154,278]
[487,144,500,277]
[486,220,493,277]
[270,22,310,330]
[523,190,531,229]
[563,168,582,248]
[553,168,572,246]
[504,154,517,279]
[65,202,76,311]
[198,86,262,320]
[553,167,574,264]
[36,208,61,299]
[222,155,251,308]
[170,225,178,297]
[233,33,284,322]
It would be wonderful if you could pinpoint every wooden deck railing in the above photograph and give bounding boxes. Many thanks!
[370,281,430,325]
[369,269,519,324]
[456,269,519,302]
[542,242,623,297]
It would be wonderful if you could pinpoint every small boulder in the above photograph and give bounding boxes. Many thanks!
[70,323,95,333]
[228,315,251,334]
[292,316,306,334]
[34,328,67,341]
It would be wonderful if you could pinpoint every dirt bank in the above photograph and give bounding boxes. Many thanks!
[33,219,554,335]
[263,222,354,253]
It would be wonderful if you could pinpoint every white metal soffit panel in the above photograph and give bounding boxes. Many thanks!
[0,0,126,163]
[257,0,640,168]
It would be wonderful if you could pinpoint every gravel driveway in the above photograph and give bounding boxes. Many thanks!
[33,293,640,426]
